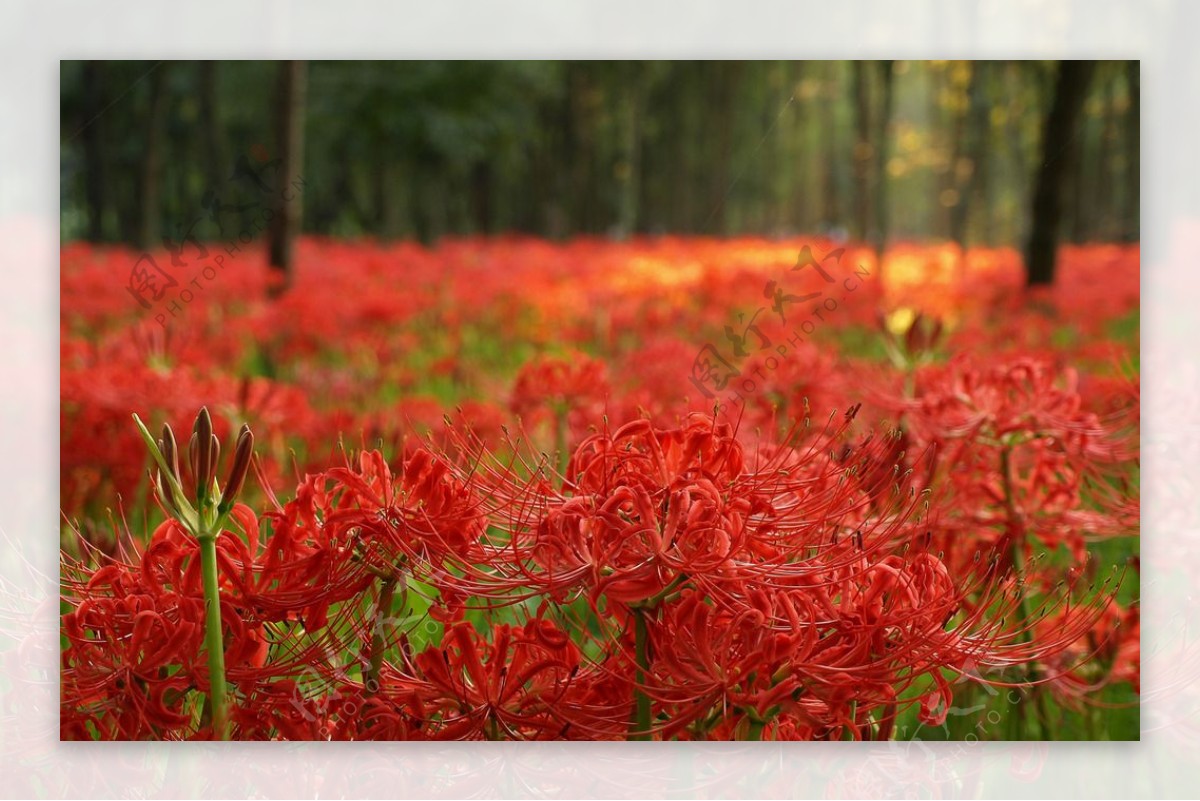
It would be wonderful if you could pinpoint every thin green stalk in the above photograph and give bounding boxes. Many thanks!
[631,610,652,741]
[842,700,859,740]
[198,533,229,740]
[1001,446,1050,740]
[365,576,398,695]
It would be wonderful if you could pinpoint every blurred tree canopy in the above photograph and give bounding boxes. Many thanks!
[60,60,1138,257]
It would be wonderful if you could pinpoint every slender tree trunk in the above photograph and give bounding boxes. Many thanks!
[851,61,872,241]
[616,62,643,239]
[938,64,967,243]
[138,65,168,249]
[529,95,564,236]
[772,61,796,234]
[572,64,596,236]
[976,67,994,246]
[680,63,702,232]
[1097,66,1117,240]
[821,63,842,230]
[198,61,226,201]
[1069,103,1091,244]
[1004,63,1030,246]
[117,144,140,246]
[268,60,307,296]
[565,63,596,234]
[873,60,895,266]
[1025,60,1096,287]
[1122,61,1140,242]
[684,63,705,233]
[707,62,740,235]
[949,62,988,255]
[81,61,107,242]
[792,65,816,232]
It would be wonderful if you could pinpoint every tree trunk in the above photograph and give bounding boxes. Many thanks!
[772,61,796,234]
[197,61,226,203]
[1068,98,1091,244]
[975,67,994,246]
[528,91,565,236]
[1003,63,1030,246]
[679,63,702,232]
[821,63,842,230]
[1097,66,1117,240]
[707,62,740,235]
[1122,61,1140,243]
[1024,60,1096,287]
[872,60,895,266]
[81,61,107,242]
[615,62,643,239]
[851,61,872,242]
[565,63,596,234]
[138,65,168,249]
[949,62,988,255]
[268,60,307,296]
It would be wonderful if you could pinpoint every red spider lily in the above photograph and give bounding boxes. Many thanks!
[509,352,611,459]
[411,619,584,740]
[1032,597,1141,707]
[511,353,610,422]
[60,237,1139,741]
[321,448,489,566]
[60,561,202,739]
[646,588,816,737]
[900,355,1135,463]
[506,414,762,604]
[61,400,1131,741]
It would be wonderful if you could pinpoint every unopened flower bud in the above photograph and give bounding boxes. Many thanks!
[157,423,182,508]
[188,431,200,489]
[209,434,221,488]
[219,425,254,514]
[192,407,214,502]
[160,423,181,485]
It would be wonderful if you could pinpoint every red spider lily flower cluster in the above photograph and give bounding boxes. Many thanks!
[510,352,611,459]
[866,338,1141,716]
[62,404,1120,740]
[60,238,1137,524]
[60,238,1139,740]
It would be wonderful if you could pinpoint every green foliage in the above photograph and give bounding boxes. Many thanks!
[60,60,1139,247]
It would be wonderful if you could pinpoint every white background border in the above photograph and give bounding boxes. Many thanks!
[4,1,1191,797]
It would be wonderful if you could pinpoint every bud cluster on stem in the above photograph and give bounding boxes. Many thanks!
[132,406,255,741]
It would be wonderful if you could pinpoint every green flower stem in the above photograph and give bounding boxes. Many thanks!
[1000,446,1049,740]
[631,609,652,741]
[198,531,230,740]
[365,576,398,696]
[842,699,859,740]
[133,413,236,740]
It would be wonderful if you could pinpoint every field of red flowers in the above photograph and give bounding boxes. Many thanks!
[60,236,1140,741]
